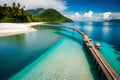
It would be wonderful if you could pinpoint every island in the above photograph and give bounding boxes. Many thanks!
[0,3,73,23]
[0,2,73,37]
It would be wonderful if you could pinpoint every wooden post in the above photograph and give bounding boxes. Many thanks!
[73,29,75,39]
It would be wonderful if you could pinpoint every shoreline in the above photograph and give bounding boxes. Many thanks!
[0,22,45,37]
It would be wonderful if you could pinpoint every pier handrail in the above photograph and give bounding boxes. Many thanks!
[65,26,120,80]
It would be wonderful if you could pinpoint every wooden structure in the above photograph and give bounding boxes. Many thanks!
[65,26,120,80]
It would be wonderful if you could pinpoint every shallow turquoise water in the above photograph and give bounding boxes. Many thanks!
[100,42,120,75]
[10,38,94,80]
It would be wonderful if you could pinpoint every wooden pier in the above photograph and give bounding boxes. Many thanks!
[65,26,120,80]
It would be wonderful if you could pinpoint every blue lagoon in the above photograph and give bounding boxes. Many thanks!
[0,22,120,80]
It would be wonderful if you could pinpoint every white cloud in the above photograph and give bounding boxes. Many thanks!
[67,10,94,21]
[66,11,120,21]
[103,12,112,19]
[83,11,93,18]
[70,12,81,20]
[0,0,67,11]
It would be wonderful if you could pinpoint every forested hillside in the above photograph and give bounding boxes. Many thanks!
[0,3,72,22]
[0,3,40,22]
[36,9,73,22]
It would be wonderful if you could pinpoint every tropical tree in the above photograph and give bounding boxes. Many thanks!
[12,2,16,8]
[3,3,7,7]
[0,2,38,22]
[17,3,21,9]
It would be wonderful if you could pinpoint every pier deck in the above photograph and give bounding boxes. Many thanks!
[65,26,120,80]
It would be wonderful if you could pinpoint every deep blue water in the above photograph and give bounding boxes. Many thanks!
[62,21,120,51]
[0,28,64,79]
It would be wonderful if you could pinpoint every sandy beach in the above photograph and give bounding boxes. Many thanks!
[0,22,44,37]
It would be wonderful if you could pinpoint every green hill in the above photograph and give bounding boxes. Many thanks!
[36,8,73,22]
[26,8,45,15]
[0,3,73,22]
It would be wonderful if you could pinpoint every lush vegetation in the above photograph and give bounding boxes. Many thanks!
[0,3,73,22]
[36,9,73,22]
[26,8,45,15]
[0,3,40,22]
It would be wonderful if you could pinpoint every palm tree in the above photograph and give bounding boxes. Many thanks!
[23,6,25,9]
[21,6,25,15]
[7,7,12,17]
[12,2,16,8]
[3,3,7,7]
[2,3,8,16]
[17,3,21,9]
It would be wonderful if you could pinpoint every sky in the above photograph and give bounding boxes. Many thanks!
[0,0,120,21]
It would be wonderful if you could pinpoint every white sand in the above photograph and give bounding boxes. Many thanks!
[0,22,44,37]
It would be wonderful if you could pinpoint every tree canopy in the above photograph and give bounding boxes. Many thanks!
[0,2,40,22]
[36,8,73,22]
[0,3,73,23]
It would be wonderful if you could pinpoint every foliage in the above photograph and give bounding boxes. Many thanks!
[36,8,73,22]
[0,3,73,22]
[0,3,40,22]
[26,8,45,15]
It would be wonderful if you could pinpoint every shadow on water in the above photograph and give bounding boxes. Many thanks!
[114,51,120,55]
[54,31,83,44]
[82,46,101,80]
[117,56,120,61]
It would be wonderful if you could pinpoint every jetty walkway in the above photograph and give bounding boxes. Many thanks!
[36,24,120,80]
[65,26,120,80]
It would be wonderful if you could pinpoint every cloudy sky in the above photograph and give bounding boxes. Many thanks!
[0,0,120,21]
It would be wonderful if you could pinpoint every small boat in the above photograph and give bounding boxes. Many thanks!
[89,39,92,41]
[95,42,101,49]
[87,43,92,48]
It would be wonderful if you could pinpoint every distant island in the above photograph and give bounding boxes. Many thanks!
[0,3,73,23]
[109,19,120,22]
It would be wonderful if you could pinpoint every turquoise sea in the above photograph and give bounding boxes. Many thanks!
[62,21,120,76]
[0,22,120,80]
